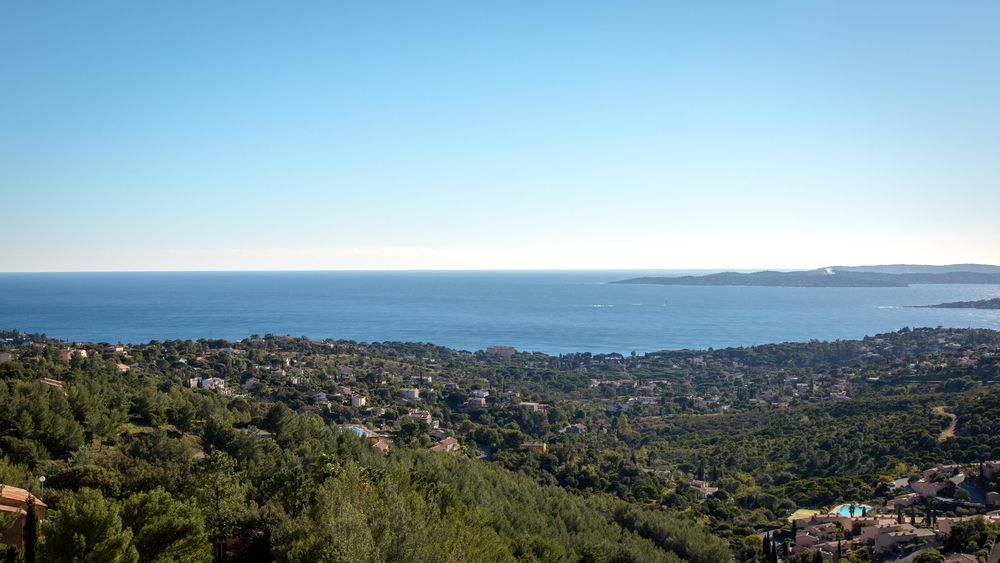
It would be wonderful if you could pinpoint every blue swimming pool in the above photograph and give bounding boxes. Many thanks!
[834,504,872,517]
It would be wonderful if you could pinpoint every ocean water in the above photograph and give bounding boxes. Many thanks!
[1,271,999,354]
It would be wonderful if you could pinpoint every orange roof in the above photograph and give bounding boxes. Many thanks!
[0,484,47,508]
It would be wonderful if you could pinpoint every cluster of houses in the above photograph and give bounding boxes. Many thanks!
[787,461,1000,560]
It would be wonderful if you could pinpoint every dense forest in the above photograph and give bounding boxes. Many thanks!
[1,327,999,562]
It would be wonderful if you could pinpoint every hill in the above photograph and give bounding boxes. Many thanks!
[612,265,1000,287]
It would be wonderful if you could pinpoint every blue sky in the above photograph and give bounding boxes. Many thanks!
[2,1,998,271]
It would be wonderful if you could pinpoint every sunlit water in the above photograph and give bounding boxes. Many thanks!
[1,271,998,354]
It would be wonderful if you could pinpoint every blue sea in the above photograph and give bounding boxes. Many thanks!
[1,271,999,354]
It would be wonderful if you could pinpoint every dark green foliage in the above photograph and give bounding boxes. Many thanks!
[39,487,139,563]
[122,488,212,563]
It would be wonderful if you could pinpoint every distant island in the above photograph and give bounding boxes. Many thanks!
[612,264,1000,287]
[919,297,1000,309]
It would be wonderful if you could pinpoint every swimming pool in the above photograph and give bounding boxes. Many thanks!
[833,504,873,517]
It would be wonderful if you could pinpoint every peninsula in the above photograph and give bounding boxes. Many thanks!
[612,264,1000,287]
[920,297,1000,309]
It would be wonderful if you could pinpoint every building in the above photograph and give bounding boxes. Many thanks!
[465,397,488,410]
[202,377,227,391]
[523,441,547,453]
[1,484,47,550]
[37,377,65,391]
[429,437,461,453]
[401,388,420,400]
[406,409,435,427]
[689,479,719,500]
[60,349,87,361]
[874,525,936,554]
[351,395,367,408]
[372,438,393,454]
[911,479,949,497]
[518,402,548,412]
[0,352,11,363]
[560,423,587,434]
[936,514,1000,534]
[887,493,922,510]
[470,390,490,399]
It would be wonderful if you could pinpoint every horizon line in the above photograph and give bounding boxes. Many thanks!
[0,262,997,275]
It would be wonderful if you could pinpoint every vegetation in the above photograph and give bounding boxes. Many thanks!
[1,326,999,561]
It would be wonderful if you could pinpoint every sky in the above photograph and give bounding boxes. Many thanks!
[1,1,999,271]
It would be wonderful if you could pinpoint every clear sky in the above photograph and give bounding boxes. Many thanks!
[2,1,998,271]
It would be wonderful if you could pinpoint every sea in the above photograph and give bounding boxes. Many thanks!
[1,271,999,354]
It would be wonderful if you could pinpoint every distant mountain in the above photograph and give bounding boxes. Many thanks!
[919,297,1000,309]
[832,264,1000,275]
[612,265,1000,287]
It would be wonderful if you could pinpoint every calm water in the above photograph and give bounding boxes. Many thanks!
[1,271,999,354]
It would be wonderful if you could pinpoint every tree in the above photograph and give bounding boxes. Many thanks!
[23,495,38,563]
[122,488,212,563]
[913,549,944,563]
[39,488,138,563]
[190,452,252,561]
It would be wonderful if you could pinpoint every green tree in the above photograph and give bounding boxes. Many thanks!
[913,549,944,563]
[190,452,252,561]
[122,488,212,563]
[39,488,139,563]
[23,495,38,563]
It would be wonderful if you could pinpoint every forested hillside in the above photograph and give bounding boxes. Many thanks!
[0,334,727,562]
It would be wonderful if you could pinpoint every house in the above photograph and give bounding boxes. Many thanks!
[987,491,1000,506]
[486,345,516,359]
[874,525,936,554]
[911,479,948,497]
[351,395,367,408]
[689,479,719,500]
[372,438,393,455]
[793,523,839,552]
[936,514,1000,534]
[523,441,547,453]
[0,352,11,363]
[1,484,47,550]
[518,402,548,412]
[202,377,227,391]
[887,493,922,510]
[470,390,490,399]
[406,409,435,427]
[944,554,979,563]
[401,388,420,400]
[429,437,461,453]
[465,397,488,410]
[37,377,65,391]
[859,520,908,543]
[115,363,130,373]
[61,349,87,361]
[560,423,587,434]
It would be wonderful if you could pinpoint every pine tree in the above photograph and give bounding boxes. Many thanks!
[23,495,37,563]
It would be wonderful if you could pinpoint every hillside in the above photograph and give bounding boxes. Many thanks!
[3,327,1000,562]
[612,266,1000,287]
